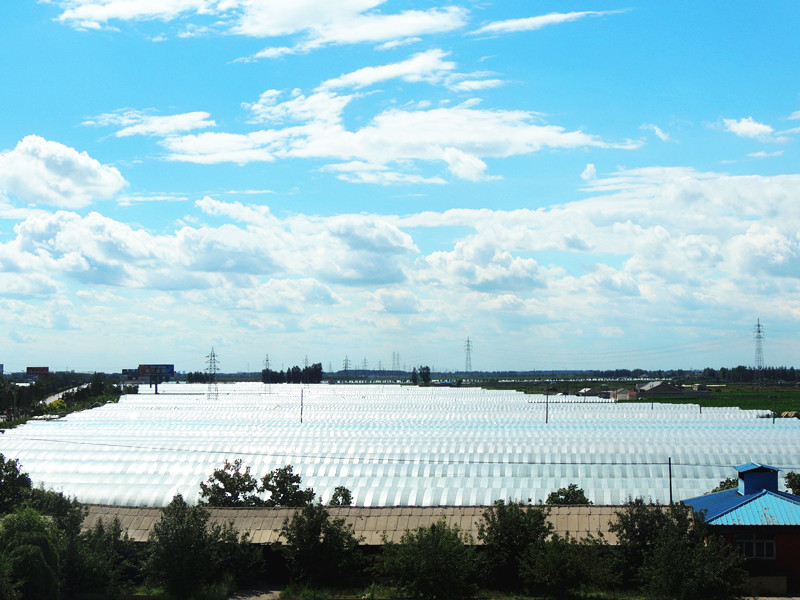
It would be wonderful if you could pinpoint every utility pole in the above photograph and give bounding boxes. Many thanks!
[464,337,473,373]
[343,356,351,379]
[754,319,765,393]
[206,347,219,401]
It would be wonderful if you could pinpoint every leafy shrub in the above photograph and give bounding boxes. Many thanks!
[280,503,362,587]
[546,483,592,505]
[380,519,475,600]
[520,534,583,599]
[477,500,552,590]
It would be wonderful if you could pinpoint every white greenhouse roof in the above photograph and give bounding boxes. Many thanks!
[1,382,798,507]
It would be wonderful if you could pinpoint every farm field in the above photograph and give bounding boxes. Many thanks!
[1,382,799,508]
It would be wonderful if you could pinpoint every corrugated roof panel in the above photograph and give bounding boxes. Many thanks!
[709,491,800,526]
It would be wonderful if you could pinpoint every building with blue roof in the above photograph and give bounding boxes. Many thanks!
[683,463,800,595]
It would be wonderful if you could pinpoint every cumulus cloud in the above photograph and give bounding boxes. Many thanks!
[581,163,597,181]
[641,123,670,141]
[472,10,623,35]
[0,136,126,208]
[371,289,421,314]
[721,116,774,139]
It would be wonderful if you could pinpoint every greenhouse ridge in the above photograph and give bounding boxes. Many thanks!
[1,383,799,507]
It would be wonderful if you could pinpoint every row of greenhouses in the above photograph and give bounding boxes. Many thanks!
[1,383,798,507]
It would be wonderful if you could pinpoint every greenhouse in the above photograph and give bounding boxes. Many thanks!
[1,382,799,507]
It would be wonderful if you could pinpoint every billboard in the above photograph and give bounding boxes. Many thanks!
[26,366,50,375]
[138,364,175,377]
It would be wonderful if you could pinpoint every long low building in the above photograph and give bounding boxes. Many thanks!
[81,504,622,546]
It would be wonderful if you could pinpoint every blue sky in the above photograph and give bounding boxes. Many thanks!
[1,1,799,373]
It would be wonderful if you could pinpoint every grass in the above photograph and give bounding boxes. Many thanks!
[478,381,800,414]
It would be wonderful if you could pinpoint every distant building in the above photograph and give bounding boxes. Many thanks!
[612,388,637,401]
[637,381,682,394]
[684,464,800,595]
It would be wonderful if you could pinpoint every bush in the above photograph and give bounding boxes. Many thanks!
[262,465,315,507]
[786,471,800,495]
[0,455,31,515]
[199,459,264,507]
[0,508,61,600]
[280,503,362,587]
[146,494,259,600]
[546,483,592,505]
[477,500,552,591]
[380,519,475,600]
[78,517,141,598]
[520,534,583,599]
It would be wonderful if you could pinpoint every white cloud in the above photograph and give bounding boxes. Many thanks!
[472,10,623,35]
[164,92,637,181]
[371,289,421,314]
[0,136,126,208]
[748,150,783,158]
[447,78,504,92]
[721,116,774,139]
[85,109,216,137]
[641,123,670,142]
[320,49,456,90]
[581,163,597,181]
[54,0,217,30]
[788,110,800,120]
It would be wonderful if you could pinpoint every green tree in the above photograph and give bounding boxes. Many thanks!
[638,505,745,600]
[261,465,315,507]
[0,508,61,600]
[0,455,31,515]
[477,500,552,591]
[328,486,353,506]
[410,367,418,384]
[546,483,592,505]
[380,519,475,600]
[90,372,105,397]
[279,503,363,587]
[786,471,800,495]
[199,459,264,507]
[519,534,584,599]
[146,494,255,600]
[712,477,738,492]
[78,517,140,598]
[419,366,431,385]
[609,498,670,586]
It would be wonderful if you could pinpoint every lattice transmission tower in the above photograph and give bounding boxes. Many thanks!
[464,336,473,372]
[206,347,219,401]
[753,319,765,392]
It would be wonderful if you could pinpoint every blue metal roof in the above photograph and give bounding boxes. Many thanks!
[735,462,782,473]
[684,489,800,526]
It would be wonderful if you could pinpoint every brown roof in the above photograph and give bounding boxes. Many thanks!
[82,504,620,545]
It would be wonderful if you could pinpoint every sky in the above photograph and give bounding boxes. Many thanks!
[1,1,799,374]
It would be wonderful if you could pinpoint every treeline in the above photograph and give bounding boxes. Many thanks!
[261,363,323,384]
[2,454,762,600]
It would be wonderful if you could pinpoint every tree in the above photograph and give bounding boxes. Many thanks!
[546,483,592,505]
[0,455,31,515]
[279,503,363,587]
[712,477,738,492]
[638,505,745,600]
[786,471,800,495]
[519,534,584,599]
[199,459,264,507]
[0,507,62,600]
[90,372,105,397]
[419,366,431,385]
[477,500,552,591]
[610,500,746,599]
[261,465,315,507]
[78,517,140,598]
[410,367,418,384]
[328,486,353,506]
[380,519,475,600]
[146,494,256,600]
